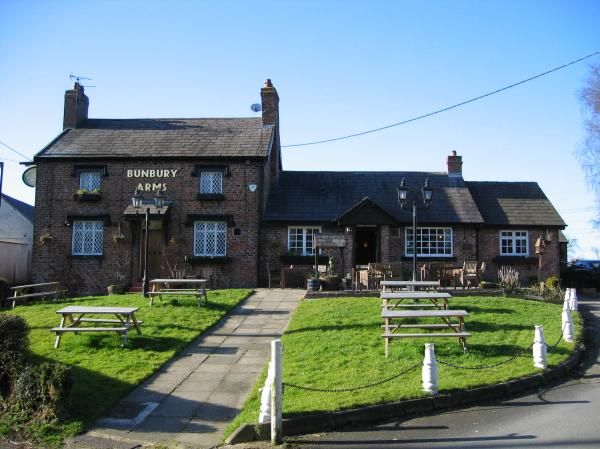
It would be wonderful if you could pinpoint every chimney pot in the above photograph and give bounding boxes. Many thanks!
[265,79,273,87]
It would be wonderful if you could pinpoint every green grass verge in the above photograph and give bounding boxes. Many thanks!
[1,289,252,444]
[226,295,581,436]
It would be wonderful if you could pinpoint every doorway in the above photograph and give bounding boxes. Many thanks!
[355,227,378,265]
[140,225,163,279]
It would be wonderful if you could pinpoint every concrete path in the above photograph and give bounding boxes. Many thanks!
[70,288,304,449]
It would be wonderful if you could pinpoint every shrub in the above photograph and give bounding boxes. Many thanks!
[546,275,560,289]
[0,315,29,401]
[498,266,520,295]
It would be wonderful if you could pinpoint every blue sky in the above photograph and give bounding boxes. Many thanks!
[1,0,599,258]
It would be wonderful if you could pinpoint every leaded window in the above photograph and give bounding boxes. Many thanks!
[288,227,320,256]
[500,230,529,256]
[405,227,453,256]
[72,220,103,255]
[194,221,227,256]
[79,171,102,192]
[200,171,223,194]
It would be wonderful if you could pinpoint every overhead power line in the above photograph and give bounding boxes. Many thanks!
[283,50,600,148]
[0,140,32,161]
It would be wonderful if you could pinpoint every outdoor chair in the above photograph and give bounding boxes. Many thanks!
[367,263,386,290]
[460,261,478,289]
[267,262,282,289]
[385,262,403,281]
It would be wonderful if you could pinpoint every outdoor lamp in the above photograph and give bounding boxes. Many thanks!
[131,188,143,208]
[422,178,433,207]
[154,189,165,209]
[397,178,408,209]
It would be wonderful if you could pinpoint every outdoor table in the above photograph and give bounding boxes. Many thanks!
[148,278,208,306]
[381,309,470,356]
[380,291,453,310]
[52,306,142,348]
[280,268,310,289]
[380,280,440,292]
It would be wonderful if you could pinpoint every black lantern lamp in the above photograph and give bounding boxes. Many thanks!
[397,177,434,282]
[131,188,143,208]
[154,189,165,209]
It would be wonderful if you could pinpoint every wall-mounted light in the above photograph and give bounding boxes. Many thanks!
[248,183,257,192]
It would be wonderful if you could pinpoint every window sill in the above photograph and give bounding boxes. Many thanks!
[196,193,225,201]
[402,256,457,262]
[185,256,231,265]
[74,193,102,202]
[493,256,536,265]
[280,255,329,265]
[69,255,104,259]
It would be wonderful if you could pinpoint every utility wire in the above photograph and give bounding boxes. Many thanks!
[283,50,600,148]
[0,140,32,161]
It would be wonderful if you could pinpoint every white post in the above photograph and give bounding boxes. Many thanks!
[562,308,574,343]
[422,343,438,395]
[258,361,273,424]
[271,339,283,445]
[564,288,571,304]
[532,325,547,369]
[570,288,578,311]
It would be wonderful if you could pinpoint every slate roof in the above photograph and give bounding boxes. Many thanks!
[466,181,566,227]
[1,194,34,223]
[264,171,484,225]
[35,118,274,159]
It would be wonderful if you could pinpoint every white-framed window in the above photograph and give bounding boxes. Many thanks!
[79,170,102,191]
[288,226,321,256]
[405,227,453,257]
[500,230,529,256]
[200,171,223,194]
[72,220,104,255]
[194,221,227,256]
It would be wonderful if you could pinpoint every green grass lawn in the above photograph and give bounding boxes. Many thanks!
[226,295,581,436]
[1,289,252,443]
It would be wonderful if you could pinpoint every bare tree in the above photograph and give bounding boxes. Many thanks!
[578,64,600,192]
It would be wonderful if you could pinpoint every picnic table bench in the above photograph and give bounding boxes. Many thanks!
[148,278,208,306]
[381,291,453,310]
[380,280,440,292]
[9,281,66,308]
[381,309,470,357]
[51,306,143,348]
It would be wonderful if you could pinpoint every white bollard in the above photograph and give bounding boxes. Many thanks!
[532,325,547,369]
[422,343,438,395]
[271,339,283,446]
[564,288,571,304]
[258,361,273,424]
[562,309,574,343]
[570,288,578,311]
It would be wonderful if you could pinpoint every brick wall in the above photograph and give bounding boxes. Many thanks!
[32,159,265,295]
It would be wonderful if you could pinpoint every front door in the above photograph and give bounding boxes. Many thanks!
[355,227,378,265]
[140,225,163,279]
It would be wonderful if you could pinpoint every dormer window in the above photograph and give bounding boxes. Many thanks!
[200,171,223,194]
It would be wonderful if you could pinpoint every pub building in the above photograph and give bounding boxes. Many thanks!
[30,80,566,295]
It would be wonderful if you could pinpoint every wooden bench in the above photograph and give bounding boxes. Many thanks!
[10,282,66,308]
[381,291,452,310]
[148,279,208,306]
[381,309,470,356]
[380,280,440,292]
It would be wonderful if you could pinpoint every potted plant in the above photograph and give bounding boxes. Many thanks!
[74,188,102,201]
[320,257,341,291]
[107,270,126,295]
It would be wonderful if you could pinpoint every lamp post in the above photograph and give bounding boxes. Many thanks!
[132,188,166,297]
[397,178,434,282]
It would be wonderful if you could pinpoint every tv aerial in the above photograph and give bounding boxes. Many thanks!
[69,74,95,87]
[250,103,262,113]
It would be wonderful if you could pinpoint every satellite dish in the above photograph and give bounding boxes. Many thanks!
[250,103,262,112]
[22,166,36,188]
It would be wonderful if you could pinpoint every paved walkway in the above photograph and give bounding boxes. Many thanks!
[70,288,304,449]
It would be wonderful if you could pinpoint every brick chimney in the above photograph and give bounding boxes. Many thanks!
[63,82,89,130]
[447,150,463,177]
[260,79,279,128]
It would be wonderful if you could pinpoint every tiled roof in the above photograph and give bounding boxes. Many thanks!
[466,181,566,227]
[264,171,484,225]
[35,118,274,159]
[1,193,34,222]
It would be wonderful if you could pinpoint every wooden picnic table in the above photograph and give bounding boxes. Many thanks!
[381,309,470,357]
[9,281,66,308]
[52,306,143,348]
[381,291,453,310]
[380,280,440,292]
[148,278,208,306]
